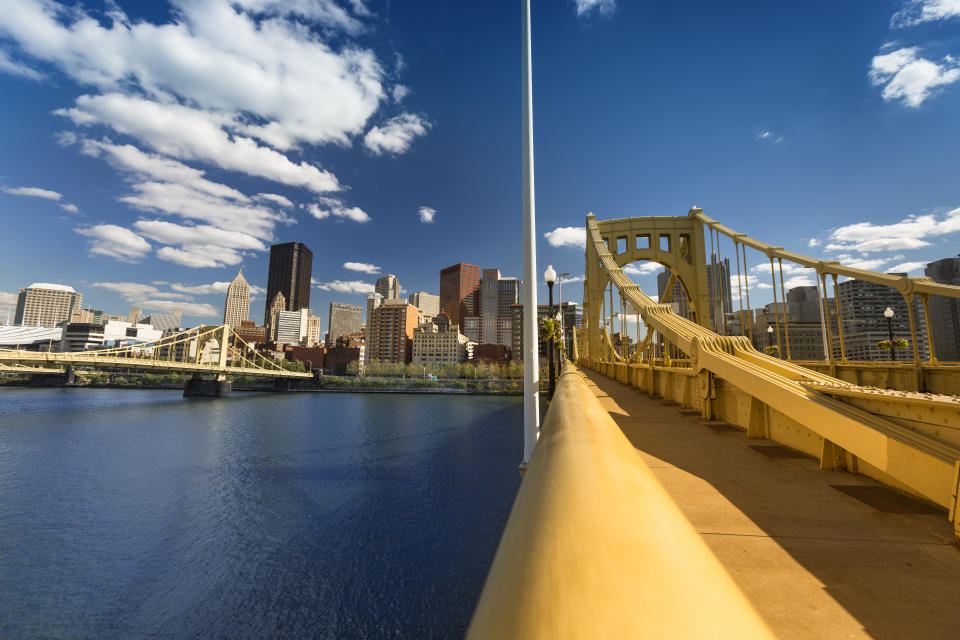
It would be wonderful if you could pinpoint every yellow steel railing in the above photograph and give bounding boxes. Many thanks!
[467,361,773,639]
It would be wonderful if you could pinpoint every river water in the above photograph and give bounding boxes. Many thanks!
[0,388,522,639]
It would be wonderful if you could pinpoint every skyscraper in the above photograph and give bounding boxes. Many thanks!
[440,262,481,328]
[14,283,83,327]
[375,274,400,300]
[480,269,501,344]
[327,302,363,346]
[264,242,313,325]
[223,269,250,328]
[835,275,929,361]
[367,300,419,363]
[364,292,383,364]
[407,291,440,317]
[925,256,960,361]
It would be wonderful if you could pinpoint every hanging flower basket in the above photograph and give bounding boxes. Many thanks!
[877,338,909,351]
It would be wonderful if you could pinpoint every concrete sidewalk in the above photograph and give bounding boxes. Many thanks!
[580,367,960,640]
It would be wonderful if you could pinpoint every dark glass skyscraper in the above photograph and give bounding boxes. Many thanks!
[264,242,313,325]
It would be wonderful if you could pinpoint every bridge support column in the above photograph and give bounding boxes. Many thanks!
[183,374,231,397]
[30,365,76,387]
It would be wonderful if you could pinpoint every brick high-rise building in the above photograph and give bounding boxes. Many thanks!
[14,283,83,327]
[223,269,250,328]
[440,262,481,328]
[264,242,312,325]
[367,300,419,364]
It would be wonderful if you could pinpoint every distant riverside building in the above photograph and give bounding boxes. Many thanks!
[412,313,470,367]
[407,291,440,317]
[74,308,125,325]
[478,269,519,347]
[275,308,309,346]
[306,314,324,347]
[511,303,556,361]
[223,269,251,328]
[462,316,482,343]
[266,291,286,340]
[264,241,313,325]
[440,262,482,328]
[375,274,401,300]
[234,320,266,346]
[128,308,141,324]
[0,325,61,349]
[925,256,960,361]
[364,293,383,364]
[60,320,163,352]
[835,275,929,361]
[656,258,730,329]
[368,300,419,363]
[14,283,83,328]
[139,312,183,332]
[327,302,363,346]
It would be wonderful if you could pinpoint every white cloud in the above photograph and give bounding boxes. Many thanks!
[363,113,429,155]
[808,238,821,247]
[133,220,265,251]
[0,291,18,306]
[623,262,662,276]
[169,281,265,296]
[0,49,42,80]
[59,203,79,213]
[59,94,342,193]
[545,226,585,248]
[869,47,960,107]
[418,206,436,223]
[824,207,960,253]
[140,300,219,317]
[757,130,783,143]
[343,261,381,274]
[834,255,891,270]
[890,261,927,273]
[575,0,616,17]
[156,245,243,269]
[2,186,62,200]
[891,0,960,27]
[392,84,410,102]
[305,197,371,223]
[312,279,375,294]
[76,224,151,262]
[255,193,293,208]
[90,281,188,301]
[0,0,389,152]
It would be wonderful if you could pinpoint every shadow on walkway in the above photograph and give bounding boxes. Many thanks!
[581,367,960,640]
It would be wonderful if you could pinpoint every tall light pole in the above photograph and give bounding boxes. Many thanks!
[767,325,774,355]
[545,264,556,398]
[521,0,539,469]
[884,306,896,362]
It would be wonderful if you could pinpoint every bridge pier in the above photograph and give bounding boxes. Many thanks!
[183,374,231,397]
[30,365,76,387]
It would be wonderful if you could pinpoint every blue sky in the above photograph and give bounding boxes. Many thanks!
[1,0,959,329]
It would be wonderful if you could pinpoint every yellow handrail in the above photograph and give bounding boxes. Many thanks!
[467,361,773,639]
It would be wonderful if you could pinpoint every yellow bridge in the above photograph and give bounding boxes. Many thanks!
[0,324,312,395]
[469,210,960,639]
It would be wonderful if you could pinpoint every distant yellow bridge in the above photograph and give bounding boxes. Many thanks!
[0,324,311,395]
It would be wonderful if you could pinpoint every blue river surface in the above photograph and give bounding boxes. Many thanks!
[0,388,523,639]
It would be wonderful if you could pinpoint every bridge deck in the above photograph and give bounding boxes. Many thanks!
[580,367,960,640]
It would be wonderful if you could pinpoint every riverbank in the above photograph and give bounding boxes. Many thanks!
[0,375,527,395]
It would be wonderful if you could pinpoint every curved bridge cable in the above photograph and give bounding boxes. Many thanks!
[584,215,960,523]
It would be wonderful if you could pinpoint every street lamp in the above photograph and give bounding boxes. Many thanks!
[767,325,774,355]
[884,307,896,362]
[545,264,557,397]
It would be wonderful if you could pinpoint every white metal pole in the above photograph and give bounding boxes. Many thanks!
[521,0,540,469]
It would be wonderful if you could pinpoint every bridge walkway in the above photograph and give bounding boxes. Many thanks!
[579,367,960,640]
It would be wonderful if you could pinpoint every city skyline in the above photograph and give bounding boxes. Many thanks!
[2,0,960,328]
